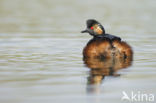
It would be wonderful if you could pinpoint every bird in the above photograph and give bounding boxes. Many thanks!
[81,19,133,85]
[81,19,133,62]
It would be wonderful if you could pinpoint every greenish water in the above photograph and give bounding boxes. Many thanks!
[0,0,156,103]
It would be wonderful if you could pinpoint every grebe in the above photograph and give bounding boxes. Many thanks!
[81,19,133,85]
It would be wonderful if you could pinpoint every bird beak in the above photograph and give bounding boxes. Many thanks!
[81,29,88,33]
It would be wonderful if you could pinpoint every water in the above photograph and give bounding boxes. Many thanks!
[0,0,156,103]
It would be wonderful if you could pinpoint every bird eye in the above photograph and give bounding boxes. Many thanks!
[90,27,94,30]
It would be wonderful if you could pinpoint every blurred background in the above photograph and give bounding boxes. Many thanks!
[0,0,156,103]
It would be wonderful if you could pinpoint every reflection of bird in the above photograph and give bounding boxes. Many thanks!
[81,19,133,86]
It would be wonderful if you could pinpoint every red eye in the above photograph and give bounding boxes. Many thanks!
[90,27,93,30]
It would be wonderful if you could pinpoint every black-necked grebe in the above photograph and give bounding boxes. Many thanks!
[81,19,133,85]
[81,19,133,61]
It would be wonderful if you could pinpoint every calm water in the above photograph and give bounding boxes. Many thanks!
[0,0,156,103]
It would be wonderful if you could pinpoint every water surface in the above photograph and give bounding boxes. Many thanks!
[0,0,156,103]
